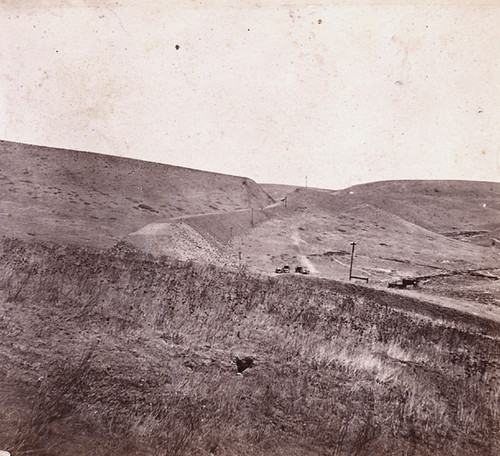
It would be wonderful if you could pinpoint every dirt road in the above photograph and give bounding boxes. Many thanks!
[291,231,318,273]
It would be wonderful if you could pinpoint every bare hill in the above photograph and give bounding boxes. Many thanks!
[338,180,500,238]
[0,140,274,247]
[278,180,500,234]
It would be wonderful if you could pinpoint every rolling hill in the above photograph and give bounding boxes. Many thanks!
[0,140,274,247]
[339,180,500,238]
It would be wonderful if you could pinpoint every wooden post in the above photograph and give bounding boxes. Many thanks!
[349,242,356,281]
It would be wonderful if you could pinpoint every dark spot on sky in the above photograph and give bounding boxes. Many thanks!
[175,44,180,50]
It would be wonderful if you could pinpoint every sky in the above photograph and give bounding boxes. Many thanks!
[1,0,499,189]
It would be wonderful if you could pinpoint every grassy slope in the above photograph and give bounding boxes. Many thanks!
[0,238,499,456]
[339,180,500,234]
[264,181,500,242]
[262,179,500,234]
[0,140,274,248]
[238,200,495,274]
[240,187,497,257]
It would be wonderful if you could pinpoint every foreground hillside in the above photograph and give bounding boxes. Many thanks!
[1,238,499,455]
[0,140,274,247]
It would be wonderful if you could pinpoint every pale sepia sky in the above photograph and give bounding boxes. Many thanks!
[1,0,499,189]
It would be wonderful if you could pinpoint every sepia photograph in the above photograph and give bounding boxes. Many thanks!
[0,1,499,455]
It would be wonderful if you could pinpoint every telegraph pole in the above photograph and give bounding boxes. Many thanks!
[348,242,368,282]
[305,176,308,189]
[349,242,356,281]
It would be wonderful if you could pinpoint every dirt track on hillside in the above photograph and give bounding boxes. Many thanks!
[376,285,500,328]
[291,231,318,273]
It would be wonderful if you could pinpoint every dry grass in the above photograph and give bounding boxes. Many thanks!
[0,237,499,455]
[0,140,274,248]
